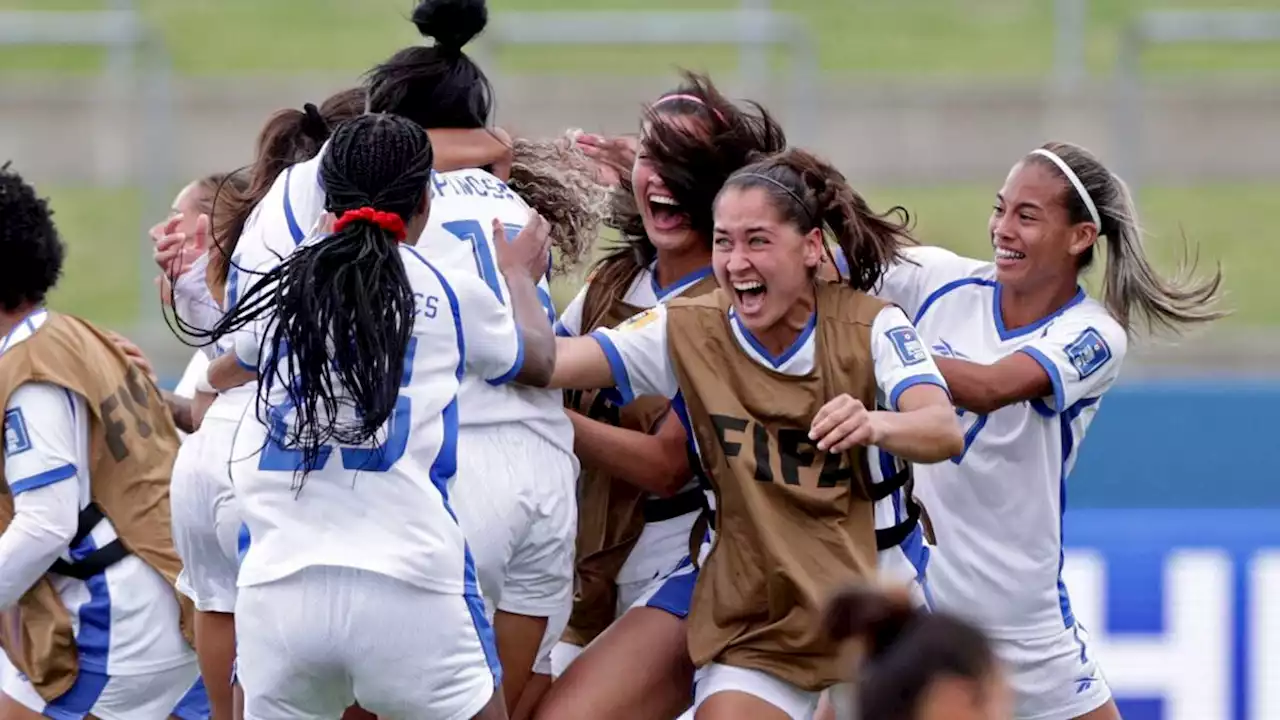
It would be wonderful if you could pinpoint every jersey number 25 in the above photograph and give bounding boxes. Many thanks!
[258,337,417,472]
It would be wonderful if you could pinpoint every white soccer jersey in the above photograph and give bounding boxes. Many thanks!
[172,350,209,400]
[589,301,948,542]
[207,150,330,425]
[553,262,713,586]
[234,160,572,453]
[229,246,526,594]
[415,168,572,455]
[553,263,714,339]
[0,310,195,676]
[873,245,1128,639]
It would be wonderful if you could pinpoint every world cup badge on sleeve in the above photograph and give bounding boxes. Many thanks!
[1065,328,1112,380]
[3,409,32,457]
[617,307,660,333]
[886,327,927,366]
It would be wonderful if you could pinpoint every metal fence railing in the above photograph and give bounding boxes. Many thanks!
[476,9,820,145]
[1112,10,1280,191]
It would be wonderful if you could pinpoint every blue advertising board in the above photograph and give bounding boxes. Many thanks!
[1062,509,1280,720]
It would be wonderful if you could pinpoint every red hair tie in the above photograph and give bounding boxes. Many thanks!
[332,207,407,241]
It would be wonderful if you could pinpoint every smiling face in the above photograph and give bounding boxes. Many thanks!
[989,160,1097,294]
[713,184,823,347]
[631,112,707,254]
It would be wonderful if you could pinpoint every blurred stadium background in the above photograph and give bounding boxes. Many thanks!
[2,1,1277,718]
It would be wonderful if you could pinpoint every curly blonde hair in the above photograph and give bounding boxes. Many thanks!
[508,133,610,277]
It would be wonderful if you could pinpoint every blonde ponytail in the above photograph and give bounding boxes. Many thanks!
[1029,141,1227,335]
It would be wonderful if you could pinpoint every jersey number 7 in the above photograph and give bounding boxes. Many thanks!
[443,219,557,323]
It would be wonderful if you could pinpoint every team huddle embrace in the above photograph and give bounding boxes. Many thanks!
[0,1,1226,719]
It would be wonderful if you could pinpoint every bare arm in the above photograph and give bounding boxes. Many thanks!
[866,384,963,463]
[810,384,962,464]
[567,408,692,498]
[491,214,555,388]
[207,353,257,393]
[193,611,237,720]
[428,128,513,178]
[550,336,617,390]
[162,390,197,434]
[933,354,1052,415]
[493,610,548,711]
[504,271,555,388]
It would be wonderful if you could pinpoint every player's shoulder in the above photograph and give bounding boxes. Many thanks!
[667,288,723,312]
[1055,294,1128,354]
[430,168,526,213]
[611,303,667,335]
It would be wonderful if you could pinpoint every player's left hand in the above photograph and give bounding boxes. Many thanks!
[810,394,883,453]
[106,330,158,385]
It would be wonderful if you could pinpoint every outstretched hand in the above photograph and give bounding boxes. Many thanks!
[574,133,638,187]
[152,213,209,280]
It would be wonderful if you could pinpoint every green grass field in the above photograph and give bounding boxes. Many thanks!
[43,181,1274,331]
[8,0,1277,328]
[3,0,1280,77]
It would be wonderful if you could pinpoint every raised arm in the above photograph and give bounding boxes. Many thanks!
[492,215,555,387]
[549,336,616,390]
[932,355,1049,415]
[938,313,1128,415]
[429,128,514,179]
[567,407,693,497]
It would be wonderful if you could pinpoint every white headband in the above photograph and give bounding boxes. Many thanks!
[1029,148,1101,228]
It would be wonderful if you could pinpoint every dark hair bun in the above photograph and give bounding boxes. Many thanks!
[823,585,919,658]
[412,0,488,52]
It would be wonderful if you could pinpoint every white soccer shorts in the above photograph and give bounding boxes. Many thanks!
[171,416,244,614]
[995,622,1113,720]
[234,565,499,720]
[450,425,577,675]
[1,652,198,720]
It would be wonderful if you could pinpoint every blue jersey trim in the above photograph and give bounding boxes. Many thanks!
[587,331,636,406]
[282,167,305,245]
[10,463,77,495]
[644,555,697,618]
[888,373,948,411]
[651,265,713,301]
[1020,346,1066,412]
[729,309,816,369]
[914,278,1086,343]
[486,328,526,386]
[417,257,504,689]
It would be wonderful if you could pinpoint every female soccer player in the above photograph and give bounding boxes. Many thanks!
[542,148,964,720]
[165,91,365,720]
[197,113,555,719]
[201,1,606,708]
[872,141,1224,720]
[823,585,1013,720]
[539,72,787,720]
[0,164,198,719]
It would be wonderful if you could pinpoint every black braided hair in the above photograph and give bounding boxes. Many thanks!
[208,114,434,484]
